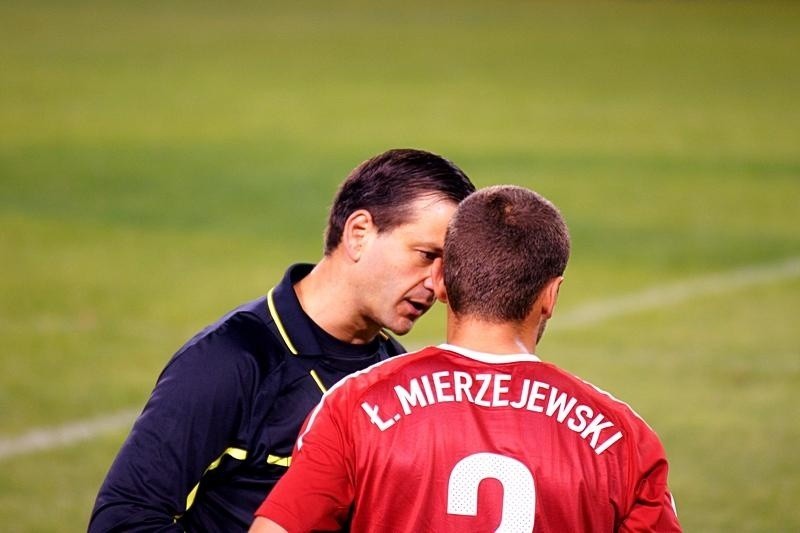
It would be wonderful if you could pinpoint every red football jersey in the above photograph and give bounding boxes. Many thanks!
[257,345,681,532]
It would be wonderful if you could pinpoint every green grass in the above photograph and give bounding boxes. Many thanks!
[1,1,799,530]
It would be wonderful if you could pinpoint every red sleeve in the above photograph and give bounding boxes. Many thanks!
[255,395,355,531]
[619,425,682,532]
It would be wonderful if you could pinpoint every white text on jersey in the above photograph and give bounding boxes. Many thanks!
[360,371,623,456]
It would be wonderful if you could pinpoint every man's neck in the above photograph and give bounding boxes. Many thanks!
[445,313,539,356]
[294,257,380,345]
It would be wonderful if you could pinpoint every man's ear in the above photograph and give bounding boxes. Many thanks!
[432,258,448,303]
[342,209,374,262]
[540,276,564,319]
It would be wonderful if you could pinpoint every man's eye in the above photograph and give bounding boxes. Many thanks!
[419,251,439,262]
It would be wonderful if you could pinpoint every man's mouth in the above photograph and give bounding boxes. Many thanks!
[405,299,431,316]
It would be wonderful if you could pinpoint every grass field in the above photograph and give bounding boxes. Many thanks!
[1,1,799,531]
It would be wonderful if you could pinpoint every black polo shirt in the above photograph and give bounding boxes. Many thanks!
[90,264,405,532]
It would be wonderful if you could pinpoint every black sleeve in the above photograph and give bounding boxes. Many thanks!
[89,327,258,532]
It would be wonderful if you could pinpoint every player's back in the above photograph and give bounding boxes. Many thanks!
[323,344,678,532]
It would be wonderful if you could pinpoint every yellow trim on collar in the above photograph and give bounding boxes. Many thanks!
[266,287,326,393]
[309,369,327,393]
[267,287,298,355]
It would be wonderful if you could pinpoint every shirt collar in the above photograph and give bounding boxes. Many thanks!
[437,343,541,364]
[269,263,322,354]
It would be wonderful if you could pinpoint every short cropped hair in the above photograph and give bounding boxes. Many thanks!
[444,185,570,322]
[324,149,475,254]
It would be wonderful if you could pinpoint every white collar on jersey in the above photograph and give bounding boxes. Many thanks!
[437,343,542,364]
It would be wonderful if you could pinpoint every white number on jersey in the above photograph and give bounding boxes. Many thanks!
[447,452,536,532]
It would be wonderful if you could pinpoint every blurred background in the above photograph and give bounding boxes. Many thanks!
[1,1,798,530]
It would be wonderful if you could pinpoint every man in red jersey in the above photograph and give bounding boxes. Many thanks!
[250,185,681,532]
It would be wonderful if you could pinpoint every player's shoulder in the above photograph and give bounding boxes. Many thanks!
[166,296,286,375]
[540,361,655,432]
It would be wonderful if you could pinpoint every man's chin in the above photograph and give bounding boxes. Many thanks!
[384,317,418,336]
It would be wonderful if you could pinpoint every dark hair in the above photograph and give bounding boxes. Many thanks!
[324,149,475,254]
[444,185,570,322]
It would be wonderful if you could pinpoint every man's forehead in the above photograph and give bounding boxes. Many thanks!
[386,198,455,249]
[401,195,457,221]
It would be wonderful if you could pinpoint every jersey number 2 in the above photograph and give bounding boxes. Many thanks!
[446,452,536,532]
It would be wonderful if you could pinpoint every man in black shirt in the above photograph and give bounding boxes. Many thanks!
[89,149,476,532]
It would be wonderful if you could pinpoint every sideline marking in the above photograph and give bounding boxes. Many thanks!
[1,257,798,461]
[553,256,800,330]
[0,409,139,461]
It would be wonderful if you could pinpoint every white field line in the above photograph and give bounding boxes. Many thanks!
[1,256,798,461]
[552,256,800,331]
[0,409,140,461]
